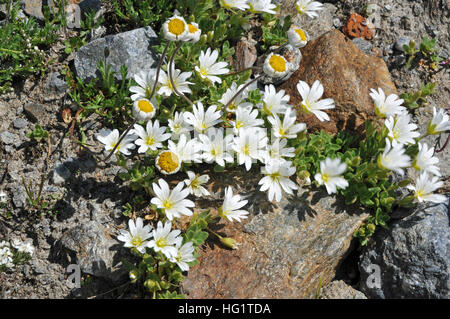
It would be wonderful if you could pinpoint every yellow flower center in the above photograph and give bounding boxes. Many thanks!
[392,130,400,141]
[295,28,307,41]
[322,173,329,183]
[427,123,437,135]
[168,18,186,36]
[279,128,286,136]
[111,142,121,151]
[163,199,173,210]
[130,236,143,247]
[269,54,286,73]
[145,136,155,146]
[156,237,167,248]
[235,120,243,129]
[375,103,387,117]
[157,151,180,174]
[301,101,312,113]
[137,99,154,113]
[242,144,250,156]
[190,177,200,189]
[270,172,281,182]
[296,3,306,14]
[199,67,208,76]
[188,24,198,34]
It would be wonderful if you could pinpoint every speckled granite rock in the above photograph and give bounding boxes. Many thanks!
[359,196,450,299]
[74,26,159,82]
[321,280,367,299]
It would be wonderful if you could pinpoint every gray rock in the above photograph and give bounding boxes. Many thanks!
[395,37,411,52]
[58,221,127,283]
[74,26,160,82]
[21,0,44,20]
[47,72,67,93]
[321,280,367,299]
[0,131,19,145]
[352,38,373,55]
[52,162,71,185]
[359,197,450,299]
[23,103,46,123]
[13,118,28,130]
[23,0,101,21]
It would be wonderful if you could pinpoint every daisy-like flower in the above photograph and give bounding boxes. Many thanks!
[218,81,256,113]
[233,128,268,171]
[168,111,193,140]
[132,97,157,121]
[260,84,291,116]
[184,171,210,197]
[427,106,450,135]
[147,221,182,258]
[117,218,153,254]
[261,138,295,164]
[169,241,196,272]
[247,0,277,14]
[377,138,411,175]
[384,114,420,146]
[268,108,306,139]
[130,70,156,101]
[195,48,229,84]
[259,161,298,202]
[314,157,349,194]
[132,120,171,153]
[168,134,202,164]
[162,16,189,41]
[0,245,13,267]
[11,239,34,256]
[231,106,264,134]
[219,0,249,11]
[198,128,234,167]
[263,53,289,78]
[369,88,406,118]
[0,191,7,204]
[219,186,249,222]
[297,80,335,122]
[287,25,309,48]
[157,64,193,97]
[412,142,441,177]
[97,129,136,156]
[295,0,323,18]
[151,179,195,221]
[185,22,201,43]
[155,150,181,175]
[406,172,447,204]
[184,102,222,134]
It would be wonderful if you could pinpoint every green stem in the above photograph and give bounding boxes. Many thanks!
[168,42,194,106]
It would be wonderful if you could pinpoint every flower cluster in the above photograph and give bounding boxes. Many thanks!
[0,239,34,269]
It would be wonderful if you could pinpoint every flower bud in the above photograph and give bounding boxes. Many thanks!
[129,269,140,283]
[220,237,239,250]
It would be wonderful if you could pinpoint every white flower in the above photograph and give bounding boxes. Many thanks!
[168,111,193,140]
[162,16,189,41]
[268,108,306,139]
[169,241,196,272]
[185,22,201,43]
[184,171,210,197]
[427,106,450,135]
[11,239,34,256]
[219,186,249,222]
[263,53,289,78]
[261,138,295,164]
[168,133,202,164]
[412,142,441,177]
[132,97,157,121]
[369,88,406,118]
[155,150,181,175]
[151,179,195,221]
[195,48,229,84]
[377,138,411,175]
[287,26,309,48]
[259,161,298,202]
[117,218,153,254]
[0,191,7,204]
[157,64,193,97]
[220,0,249,11]
[297,80,335,122]
[232,128,268,171]
[147,221,182,258]
[130,70,156,101]
[247,0,277,14]
[97,129,136,156]
[219,81,256,113]
[198,127,234,167]
[384,114,420,146]
[406,172,447,204]
[132,120,171,153]
[184,102,222,134]
[295,0,323,18]
[0,245,13,267]
[314,157,349,194]
[231,106,264,134]
[260,84,290,116]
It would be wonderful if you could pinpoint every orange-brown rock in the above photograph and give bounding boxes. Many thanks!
[279,29,398,135]
[343,13,374,40]
[181,167,369,299]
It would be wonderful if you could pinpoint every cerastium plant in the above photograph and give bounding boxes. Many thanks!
[90,0,449,298]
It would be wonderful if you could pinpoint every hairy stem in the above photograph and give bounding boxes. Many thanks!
[224,74,263,110]
[168,42,194,106]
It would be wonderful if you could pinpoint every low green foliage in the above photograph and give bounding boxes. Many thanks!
[261,15,292,51]
[26,124,49,143]
[400,82,436,110]
[404,37,443,70]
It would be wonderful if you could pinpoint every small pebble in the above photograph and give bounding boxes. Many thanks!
[13,118,28,130]
[395,37,411,52]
